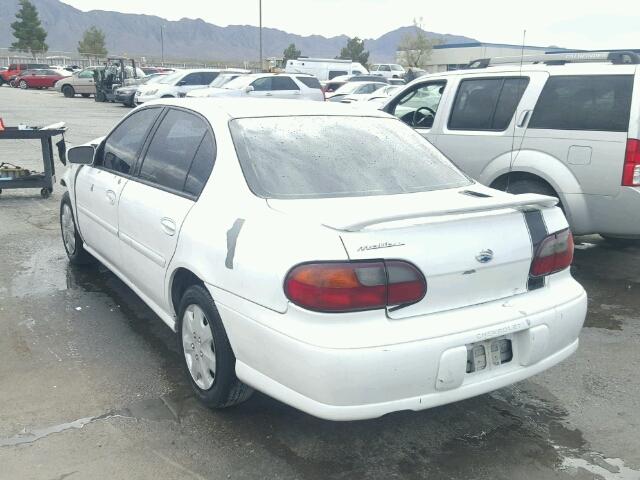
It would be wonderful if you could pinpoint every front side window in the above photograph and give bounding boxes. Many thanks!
[181,73,205,86]
[391,81,446,129]
[272,76,299,90]
[230,116,470,199]
[78,69,93,79]
[529,75,633,132]
[251,77,273,91]
[99,108,161,175]
[138,109,209,193]
[380,65,391,72]
[199,72,219,84]
[448,77,529,131]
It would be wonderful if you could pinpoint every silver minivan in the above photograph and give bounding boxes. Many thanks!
[383,51,640,239]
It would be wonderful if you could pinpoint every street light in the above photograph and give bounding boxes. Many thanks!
[259,0,262,72]
[160,25,165,65]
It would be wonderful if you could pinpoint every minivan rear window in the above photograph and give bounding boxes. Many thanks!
[230,116,470,199]
[529,75,634,132]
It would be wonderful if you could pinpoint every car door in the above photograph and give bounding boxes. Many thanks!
[177,72,217,96]
[249,77,275,98]
[118,108,214,309]
[384,79,449,145]
[75,68,95,93]
[75,107,163,269]
[436,73,547,180]
[270,76,302,99]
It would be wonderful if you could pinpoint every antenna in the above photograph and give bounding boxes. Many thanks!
[506,29,526,194]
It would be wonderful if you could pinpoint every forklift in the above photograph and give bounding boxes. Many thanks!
[94,57,142,102]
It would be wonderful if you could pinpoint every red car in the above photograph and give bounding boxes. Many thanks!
[12,69,67,89]
[0,63,49,85]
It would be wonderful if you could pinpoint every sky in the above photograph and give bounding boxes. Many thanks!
[61,0,640,50]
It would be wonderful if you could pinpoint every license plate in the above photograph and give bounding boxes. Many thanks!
[466,337,513,373]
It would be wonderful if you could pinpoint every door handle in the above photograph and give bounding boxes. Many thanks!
[160,218,176,236]
[106,190,116,205]
[517,110,532,128]
[265,93,273,96]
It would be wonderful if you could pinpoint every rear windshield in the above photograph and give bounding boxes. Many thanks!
[230,116,470,199]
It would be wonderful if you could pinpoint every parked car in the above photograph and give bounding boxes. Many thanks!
[115,73,169,107]
[186,70,252,98]
[327,81,387,101]
[0,63,49,85]
[382,50,640,238]
[322,74,389,95]
[370,63,406,79]
[285,58,368,81]
[11,69,68,89]
[188,73,325,101]
[388,78,407,86]
[60,98,586,421]
[135,69,225,104]
[54,67,100,98]
[141,67,175,75]
[340,85,403,104]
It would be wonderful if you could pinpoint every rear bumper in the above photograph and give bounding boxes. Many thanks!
[212,276,587,421]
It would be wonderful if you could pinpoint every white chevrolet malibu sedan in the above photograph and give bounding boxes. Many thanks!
[60,99,587,421]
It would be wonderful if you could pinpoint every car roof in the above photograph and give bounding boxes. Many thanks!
[147,98,393,120]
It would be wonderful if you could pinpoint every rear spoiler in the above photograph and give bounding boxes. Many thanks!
[337,193,558,232]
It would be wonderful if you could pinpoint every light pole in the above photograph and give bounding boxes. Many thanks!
[259,0,263,72]
[160,25,165,65]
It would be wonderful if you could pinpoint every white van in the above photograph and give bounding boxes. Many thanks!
[285,58,368,81]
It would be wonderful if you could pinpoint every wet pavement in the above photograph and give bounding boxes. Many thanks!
[1,87,639,479]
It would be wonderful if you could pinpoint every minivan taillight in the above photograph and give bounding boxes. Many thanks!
[530,229,574,277]
[622,139,640,186]
[285,260,426,312]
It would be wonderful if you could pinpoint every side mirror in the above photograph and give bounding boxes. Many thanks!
[67,145,95,165]
[177,80,187,86]
[245,85,255,93]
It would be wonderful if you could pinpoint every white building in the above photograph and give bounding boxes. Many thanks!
[398,42,572,74]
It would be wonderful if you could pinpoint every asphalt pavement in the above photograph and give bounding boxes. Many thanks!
[0,86,639,480]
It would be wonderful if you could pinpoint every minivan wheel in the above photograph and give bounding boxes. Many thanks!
[60,192,93,265]
[177,285,253,409]
[62,85,75,98]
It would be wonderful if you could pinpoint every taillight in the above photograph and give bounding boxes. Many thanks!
[622,139,640,186]
[284,260,426,313]
[530,229,574,277]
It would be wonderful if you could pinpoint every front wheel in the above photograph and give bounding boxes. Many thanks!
[60,193,93,265]
[62,85,75,98]
[177,285,253,409]
[19,80,28,89]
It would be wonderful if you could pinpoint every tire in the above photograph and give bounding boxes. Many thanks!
[95,91,106,102]
[62,85,75,98]
[161,95,174,98]
[18,80,28,89]
[81,93,90,98]
[177,285,253,409]
[60,192,93,265]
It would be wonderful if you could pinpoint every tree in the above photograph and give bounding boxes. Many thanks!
[338,37,369,67]
[397,18,437,69]
[10,0,48,56]
[78,26,108,57]
[283,43,301,63]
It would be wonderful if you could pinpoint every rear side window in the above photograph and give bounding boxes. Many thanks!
[296,76,321,89]
[200,72,219,84]
[329,70,348,80]
[139,109,209,194]
[529,75,633,132]
[272,76,299,90]
[100,108,161,175]
[448,77,529,131]
[184,132,216,197]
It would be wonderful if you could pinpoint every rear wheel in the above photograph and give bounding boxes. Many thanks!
[60,192,93,265]
[62,85,75,98]
[503,178,563,211]
[177,285,253,409]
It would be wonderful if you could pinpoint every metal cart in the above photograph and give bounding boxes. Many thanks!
[0,126,66,198]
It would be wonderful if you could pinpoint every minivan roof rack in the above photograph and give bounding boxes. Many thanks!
[466,50,640,69]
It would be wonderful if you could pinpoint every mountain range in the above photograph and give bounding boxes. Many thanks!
[0,0,477,62]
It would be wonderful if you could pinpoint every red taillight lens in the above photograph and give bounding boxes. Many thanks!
[622,139,640,187]
[530,229,574,277]
[285,261,426,312]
